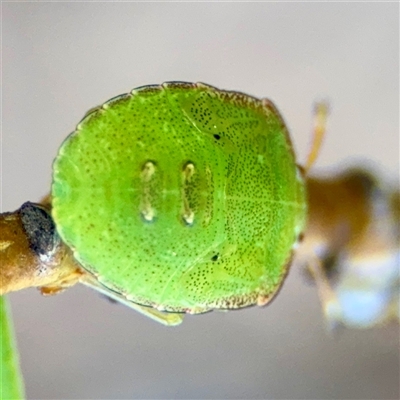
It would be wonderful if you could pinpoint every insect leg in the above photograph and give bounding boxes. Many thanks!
[306,253,342,330]
[80,275,184,326]
[303,102,329,175]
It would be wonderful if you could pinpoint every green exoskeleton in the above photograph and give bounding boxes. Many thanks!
[1,82,307,325]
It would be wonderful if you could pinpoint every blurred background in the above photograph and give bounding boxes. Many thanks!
[2,2,399,399]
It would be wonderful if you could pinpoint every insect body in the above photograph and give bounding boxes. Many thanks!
[1,82,306,325]
[299,167,400,329]
[52,82,306,320]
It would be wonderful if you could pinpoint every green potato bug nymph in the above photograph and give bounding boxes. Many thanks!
[51,82,306,325]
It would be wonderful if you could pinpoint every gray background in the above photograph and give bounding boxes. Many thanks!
[2,2,399,399]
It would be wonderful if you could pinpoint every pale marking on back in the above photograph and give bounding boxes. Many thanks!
[140,161,156,222]
[181,162,196,225]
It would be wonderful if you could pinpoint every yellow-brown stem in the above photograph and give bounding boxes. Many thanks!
[0,205,84,295]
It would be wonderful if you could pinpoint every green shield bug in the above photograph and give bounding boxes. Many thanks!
[1,82,306,326]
